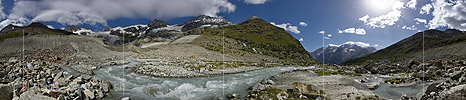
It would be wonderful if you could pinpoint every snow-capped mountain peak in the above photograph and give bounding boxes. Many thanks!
[310,43,377,65]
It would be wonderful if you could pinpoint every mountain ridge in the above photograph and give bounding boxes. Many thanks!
[310,43,376,65]
[343,29,466,65]
[0,15,317,65]
[0,22,74,42]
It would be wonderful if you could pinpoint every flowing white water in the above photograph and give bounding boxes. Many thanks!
[90,61,428,100]
[93,61,315,100]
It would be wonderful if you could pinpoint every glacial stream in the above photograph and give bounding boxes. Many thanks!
[88,61,426,100]
[92,61,315,100]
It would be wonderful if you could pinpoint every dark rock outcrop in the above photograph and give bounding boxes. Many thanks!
[147,19,168,30]
[181,15,232,32]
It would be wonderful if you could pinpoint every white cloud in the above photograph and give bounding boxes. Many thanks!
[355,28,366,35]
[402,25,417,30]
[328,41,371,47]
[270,22,300,34]
[420,4,433,14]
[428,0,466,31]
[329,44,340,47]
[270,22,289,29]
[327,34,332,37]
[0,17,31,29]
[359,15,369,23]
[324,37,330,39]
[344,28,355,33]
[299,22,307,26]
[342,28,366,35]
[287,26,300,34]
[244,0,268,4]
[345,41,370,47]
[0,0,236,29]
[406,0,417,9]
[318,30,325,34]
[337,29,343,33]
[374,44,379,47]
[414,18,427,24]
[360,0,404,28]
[298,38,303,41]
[0,1,6,19]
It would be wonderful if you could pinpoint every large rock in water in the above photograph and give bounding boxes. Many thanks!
[417,82,441,99]
[367,83,379,90]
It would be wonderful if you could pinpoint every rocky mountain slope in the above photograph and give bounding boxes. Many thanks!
[55,15,316,65]
[344,29,466,65]
[62,15,232,46]
[0,15,316,78]
[310,43,376,65]
[187,16,316,65]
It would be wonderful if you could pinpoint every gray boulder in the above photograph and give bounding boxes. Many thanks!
[0,84,13,100]
[121,97,130,100]
[83,89,94,100]
[417,82,440,99]
[367,83,379,90]
[226,93,238,99]
[18,91,57,100]
[291,82,320,99]
[450,71,464,80]
[440,84,466,100]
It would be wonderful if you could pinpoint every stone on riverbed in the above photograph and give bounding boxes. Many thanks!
[83,89,95,100]
[440,84,466,99]
[450,71,464,80]
[121,97,131,100]
[71,65,97,75]
[367,83,379,90]
[53,71,63,82]
[226,93,238,99]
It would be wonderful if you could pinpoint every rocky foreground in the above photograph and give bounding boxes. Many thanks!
[0,57,113,100]
[244,59,466,100]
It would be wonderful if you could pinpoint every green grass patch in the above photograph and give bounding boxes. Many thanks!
[257,87,284,99]
[384,78,407,84]
[0,30,24,42]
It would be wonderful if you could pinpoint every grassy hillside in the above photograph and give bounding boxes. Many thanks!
[190,16,317,65]
[0,22,74,42]
[343,29,466,65]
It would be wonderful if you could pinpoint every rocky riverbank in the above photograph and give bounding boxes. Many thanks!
[246,69,382,100]
[246,59,466,100]
[0,57,113,100]
[125,59,271,78]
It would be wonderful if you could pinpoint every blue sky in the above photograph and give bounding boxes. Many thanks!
[0,0,464,52]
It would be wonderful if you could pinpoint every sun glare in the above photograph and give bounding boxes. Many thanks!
[366,0,396,11]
